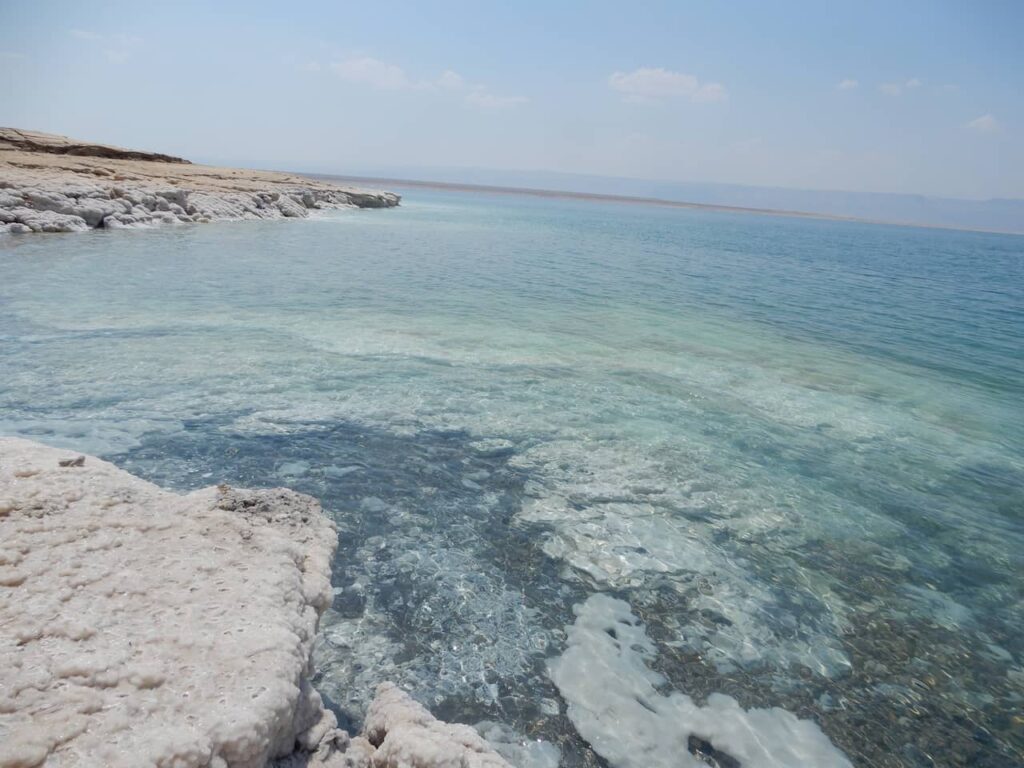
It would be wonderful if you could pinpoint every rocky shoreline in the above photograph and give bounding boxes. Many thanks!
[0,128,399,234]
[0,438,511,768]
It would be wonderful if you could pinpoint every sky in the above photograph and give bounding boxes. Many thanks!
[1,0,1022,200]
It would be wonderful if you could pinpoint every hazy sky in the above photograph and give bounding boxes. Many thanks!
[1,0,1021,199]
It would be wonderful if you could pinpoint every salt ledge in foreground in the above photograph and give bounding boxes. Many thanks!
[0,438,512,768]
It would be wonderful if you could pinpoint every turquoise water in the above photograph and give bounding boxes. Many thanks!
[1,189,1022,766]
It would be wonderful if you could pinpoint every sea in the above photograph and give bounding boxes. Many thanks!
[1,186,1022,767]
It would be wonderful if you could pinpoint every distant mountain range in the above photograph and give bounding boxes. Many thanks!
[313,166,1024,235]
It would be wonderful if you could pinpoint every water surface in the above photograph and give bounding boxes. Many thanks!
[1,189,1022,767]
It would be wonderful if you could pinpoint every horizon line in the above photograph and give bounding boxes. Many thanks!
[307,173,1024,238]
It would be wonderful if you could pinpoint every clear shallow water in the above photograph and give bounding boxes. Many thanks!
[1,190,1022,767]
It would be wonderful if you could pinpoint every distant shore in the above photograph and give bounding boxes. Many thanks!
[0,128,399,235]
[313,173,1024,237]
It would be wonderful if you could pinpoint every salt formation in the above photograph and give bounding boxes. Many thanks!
[0,127,399,234]
[0,437,347,767]
[362,683,512,768]
[548,594,853,768]
[0,439,513,768]
[0,180,396,233]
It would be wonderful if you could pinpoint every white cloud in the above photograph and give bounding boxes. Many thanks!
[330,56,526,109]
[331,57,476,93]
[282,55,323,73]
[70,29,142,62]
[332,56,413,90]
[608,67,727,103]
[732,137,763,153]
[437,70,526,108]
[465,90,528,109]
[879,78,923,96]
[837,78,859,90]
[436,70,465,90]
[692,82,728,103]
[610,68,696,98]
[966,113,1001,134]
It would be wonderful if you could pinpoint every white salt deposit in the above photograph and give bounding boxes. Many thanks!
[0,438,518,768]
[548,594,853,768]
[363,683,512,768]
[0,127,399,235]
[0,437,348,767]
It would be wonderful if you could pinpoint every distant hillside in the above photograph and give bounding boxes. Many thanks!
[0,127,190,164]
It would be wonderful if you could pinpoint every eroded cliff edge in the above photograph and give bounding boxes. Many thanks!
[0,438,510,768]
[0,128,399,234]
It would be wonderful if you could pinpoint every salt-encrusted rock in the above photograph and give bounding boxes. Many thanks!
[4,206,91,233]
[0,127,400,235]
[362,684,513,768]
[0,437,355,768]
[0,178,398,233]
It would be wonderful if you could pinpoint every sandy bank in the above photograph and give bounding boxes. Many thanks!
[0,128,399,234]
[0,438,511,768]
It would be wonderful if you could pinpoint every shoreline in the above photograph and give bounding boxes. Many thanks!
[312,173,1024,237]
[0,128,400,235]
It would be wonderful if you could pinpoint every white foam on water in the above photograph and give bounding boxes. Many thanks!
[548,594,853,768]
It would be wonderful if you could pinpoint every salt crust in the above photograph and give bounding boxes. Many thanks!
[363,683,511,768]
[0,128,398,234]
[0,172,398,234]
[548,594,854,768]
[0,439,512,768]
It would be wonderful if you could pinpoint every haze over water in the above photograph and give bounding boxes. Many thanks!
[2,189,1022,766]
